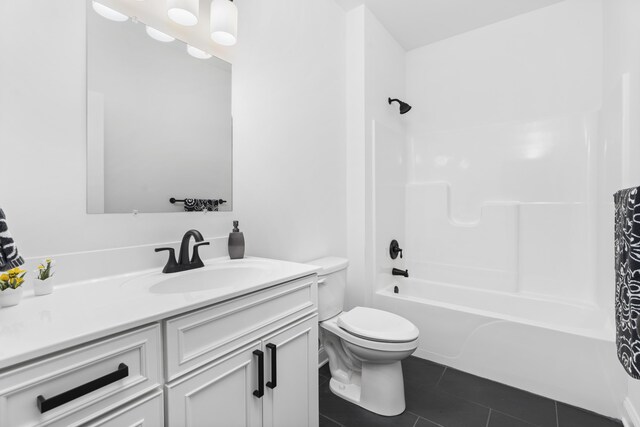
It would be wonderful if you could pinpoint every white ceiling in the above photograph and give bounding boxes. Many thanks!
[336,0,565,51]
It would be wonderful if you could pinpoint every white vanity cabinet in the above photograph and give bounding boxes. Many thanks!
[164,275,319,427]
[0,268,319,427]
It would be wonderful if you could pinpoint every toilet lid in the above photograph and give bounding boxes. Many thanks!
[337,307,419,343]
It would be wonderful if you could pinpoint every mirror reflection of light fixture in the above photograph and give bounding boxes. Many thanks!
[92,1,129,22]
[146,26,175,43]
[167,0,199,26]
[187,45,212,59]
[210,0,238,46]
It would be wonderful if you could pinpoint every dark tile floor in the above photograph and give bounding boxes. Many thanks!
[319,357,622,427]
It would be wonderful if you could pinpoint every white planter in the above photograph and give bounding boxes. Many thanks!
[0,287,24,307]
[34,277,54,296]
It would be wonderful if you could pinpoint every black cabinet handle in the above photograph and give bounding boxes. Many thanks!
[36,363,129,414]
[266,343,277,389]
[253,350,264,398]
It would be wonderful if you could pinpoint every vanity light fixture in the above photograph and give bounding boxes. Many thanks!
[187,45,212,59]
[92,1,129,22]
[210,0,238,46]
[145,26,175,42]
[167,0,199,26]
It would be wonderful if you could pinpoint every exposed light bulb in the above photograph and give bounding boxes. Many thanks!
[187,45,212,59]
[210,0,238,46]
[167,0,199,26]
[92,1,129,22]
[145,26,175,43]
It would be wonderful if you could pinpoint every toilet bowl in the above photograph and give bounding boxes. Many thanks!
[310,257,419,416]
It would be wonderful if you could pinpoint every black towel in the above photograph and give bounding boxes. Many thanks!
[183,199,219,212]
[0,208,25,271]
[614,186,640,379]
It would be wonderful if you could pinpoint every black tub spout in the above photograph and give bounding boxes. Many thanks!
[392,268,409,278]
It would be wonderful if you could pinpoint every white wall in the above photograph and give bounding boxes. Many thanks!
[602,0,640,422]
[0,0,346,270]
[87,10,232,213]
[345,6,367,309]
[232,0,347,262]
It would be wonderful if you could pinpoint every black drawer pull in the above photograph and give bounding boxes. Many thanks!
[253,350,264,398]
[266,343,277,389]
[36,363,129,414]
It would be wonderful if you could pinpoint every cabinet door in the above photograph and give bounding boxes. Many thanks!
[262,316,318,427]
[166,342,263,427]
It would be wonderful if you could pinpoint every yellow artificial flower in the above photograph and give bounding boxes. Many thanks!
[0,274,8,282]
[9,267,25,275]
[38,265,44,270]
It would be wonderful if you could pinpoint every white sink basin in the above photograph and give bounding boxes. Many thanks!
[150,265,271,294]
[122,258,275,294]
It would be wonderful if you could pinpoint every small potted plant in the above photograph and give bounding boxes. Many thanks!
[34,258,55,296]
[0,267,27,307]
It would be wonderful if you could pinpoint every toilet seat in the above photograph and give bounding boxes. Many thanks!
[338,307,419,343]
[320,314,419,352]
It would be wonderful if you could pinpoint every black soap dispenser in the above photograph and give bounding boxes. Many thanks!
[228,220,245,259]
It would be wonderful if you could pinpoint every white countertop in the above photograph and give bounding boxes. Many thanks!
[0,257,319,369]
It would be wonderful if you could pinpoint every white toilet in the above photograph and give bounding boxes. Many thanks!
[310,257,419,416]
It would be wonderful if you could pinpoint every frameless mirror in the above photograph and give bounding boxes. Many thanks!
[86,1,232,213]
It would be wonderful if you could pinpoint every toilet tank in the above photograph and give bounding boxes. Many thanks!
[308,257,349,321]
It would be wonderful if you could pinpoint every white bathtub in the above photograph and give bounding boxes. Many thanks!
[373,279,624,418]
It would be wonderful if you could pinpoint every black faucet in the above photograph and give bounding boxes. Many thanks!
[392,268,409,278]
[155,229,210,273]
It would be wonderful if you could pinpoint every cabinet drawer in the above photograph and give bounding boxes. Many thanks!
[82,390,164,427]
[165,275,317,380]
[0,324,162,427]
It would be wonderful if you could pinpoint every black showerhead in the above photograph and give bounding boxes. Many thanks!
[388,97,412,115]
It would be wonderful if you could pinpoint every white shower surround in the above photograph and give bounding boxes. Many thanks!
[365,0,632,420]
[372,113,622,417]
